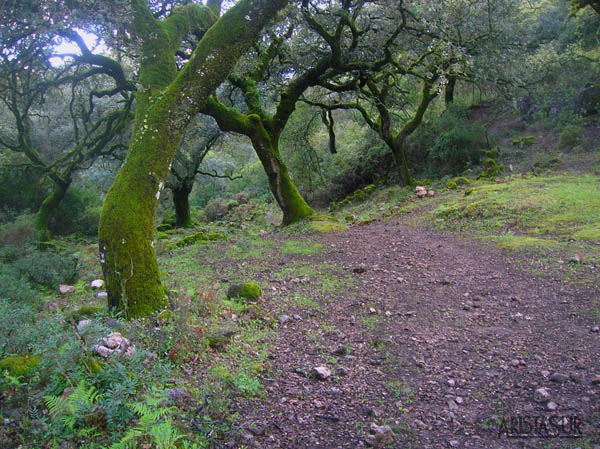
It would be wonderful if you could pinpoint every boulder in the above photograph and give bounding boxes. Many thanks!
[365,423,395,448]
[59,284,76,295]
[90,279,104,289]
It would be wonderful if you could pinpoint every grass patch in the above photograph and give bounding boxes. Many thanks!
[280,240,324,256]
[430,174,600,241]
[482,234,561,251]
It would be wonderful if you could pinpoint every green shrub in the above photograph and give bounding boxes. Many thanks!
[0,214,38,246]
[204,198,228,222]
[423,107,489,175]
[558,124,584,150]
[49,187,102,236]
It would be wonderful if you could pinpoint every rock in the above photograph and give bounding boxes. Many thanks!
[547,401,558,411]
[448,399,458,410]
[279,315,292,324]
[259,229,268,237]
[449,440,460,448]
[105,319,120,329]
[534,387,551,403]
[591,375,600,385]
[550,372,569,383]
[96,292,108,300]
[510,359,520,367]
[415,186,427,198]
[365,423,395,448]
[427,190,435,197]
[541,370,551,377]
[226,282,261,301]
[59,284,75,295]
[447,379,455,387]
[43,302,59,313]
[325,387,341,395]
[455,396,464,405]
[569,255,582,264]
[592,326,599,333]
[336,367,349,376]
[312,366,331,380]
[77,320,91,332]
[90,279,104,289]
[353,265,367,274]
[93,332,134,358]
[165,388,190,402]
[293,314,302,320]
[333,346,348,356]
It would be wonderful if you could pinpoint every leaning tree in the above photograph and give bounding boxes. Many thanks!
[2,0,290,317]
[201,0,413,222]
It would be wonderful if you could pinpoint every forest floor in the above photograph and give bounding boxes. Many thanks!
[174,204,600,449]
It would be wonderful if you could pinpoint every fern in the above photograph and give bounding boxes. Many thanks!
[44,380,102,432]
[110,390,185,449]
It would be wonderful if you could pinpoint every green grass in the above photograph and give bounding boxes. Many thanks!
[280,240,324,255]
[431,174,600,241]
[481,234,561,251]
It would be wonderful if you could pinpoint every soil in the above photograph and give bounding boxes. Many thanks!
[214,218,600,449]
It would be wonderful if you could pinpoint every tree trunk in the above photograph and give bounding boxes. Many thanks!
[98,0,289,318]
[389,137,411,186]
[250,125,314,225]
[35,180,70,242]
[173,185,193,228]
[445,76,456,107]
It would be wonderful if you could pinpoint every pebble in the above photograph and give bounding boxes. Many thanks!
[547,401,558,411]
[592,326,599,333]
[90,279,104,289]
[541,370,551,377]
[77,320,91,332]
[279,315,292,324]
[591,375,600,385]
[449,440,460,448]
[312,366,331,380]
[510,359,520,367]
[550,372,569,383]
[293,314,302,320]
[534,387,551,403]
[96,292,108,299]
[447,379,456,387]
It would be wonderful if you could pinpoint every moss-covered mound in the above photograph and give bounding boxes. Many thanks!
[65,306,105,321]
[0,355,41,377]
[227,282,262,301]
[165,231,227,250]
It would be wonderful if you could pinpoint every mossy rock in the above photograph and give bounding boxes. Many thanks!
[166,231,227,250]
[206,330,237,350]
[227,282,262,302]
[363,184,376,194]
[157,309,175,325]
[65,306,105,321]
[155,231,170,240]
[452,177,471,186]
[306,220,348,233]
[156,224,172,232]
[344,215,355,222]
[0,355,41,377]
[446,181,458,190]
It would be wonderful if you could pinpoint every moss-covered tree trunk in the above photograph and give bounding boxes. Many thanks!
[249,125,313,225]
[98,0,289,318]
[35,180,70,241]
[173,185,193,228]
[388,137,411,186]
[445,76,456,107]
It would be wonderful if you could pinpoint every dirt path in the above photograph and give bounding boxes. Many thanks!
[226,220,600,449]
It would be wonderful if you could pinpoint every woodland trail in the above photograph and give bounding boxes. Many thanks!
[222,218,600,449]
